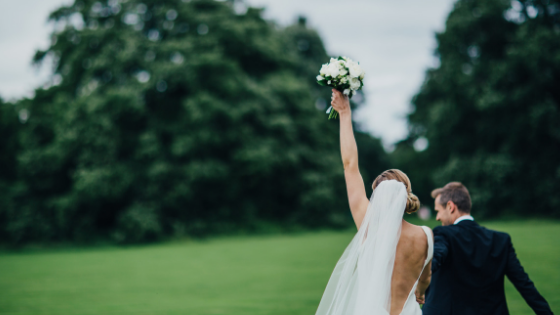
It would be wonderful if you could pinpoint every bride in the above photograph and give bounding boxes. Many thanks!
[315,90,433,315]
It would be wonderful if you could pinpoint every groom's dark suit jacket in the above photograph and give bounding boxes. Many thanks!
[422,220,553,315]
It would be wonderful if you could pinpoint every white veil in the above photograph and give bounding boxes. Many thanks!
[315,180,408,315]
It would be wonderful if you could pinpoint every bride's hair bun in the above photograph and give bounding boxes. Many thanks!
[373,169,421,214]
[406,192,420,214]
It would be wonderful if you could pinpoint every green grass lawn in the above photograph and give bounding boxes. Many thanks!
[0,220,558,315]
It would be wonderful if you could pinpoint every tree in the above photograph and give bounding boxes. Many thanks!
[1,0,387,245]
[401,0,560,218]
[0,98,21,241]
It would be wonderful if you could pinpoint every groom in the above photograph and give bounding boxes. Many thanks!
[422,182,553,315]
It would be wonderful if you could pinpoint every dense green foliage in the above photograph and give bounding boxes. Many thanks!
[0,0,388,245]
[396,0,560,218]
[0,220,557,314]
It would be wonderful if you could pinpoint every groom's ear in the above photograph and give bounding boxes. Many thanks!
[447,201,457,213]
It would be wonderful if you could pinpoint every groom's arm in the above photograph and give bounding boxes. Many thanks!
[505,236,553,315]
[431,227,449,273]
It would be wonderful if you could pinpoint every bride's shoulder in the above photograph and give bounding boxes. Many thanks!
[404,221,432,231]
[402,222,432,239]
[401,223,432,253]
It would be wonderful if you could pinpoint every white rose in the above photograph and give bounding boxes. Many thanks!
[343,89,350,95]
[359,71,365,80]
[317,75,324,81]
[326,62,340,77]
[319,64,329,76]
[347,59,364,78]
[341,77,348,84]
[328,80,331,84]
[350,77,361,90]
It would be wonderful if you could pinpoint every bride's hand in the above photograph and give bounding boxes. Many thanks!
[331,89,350,116]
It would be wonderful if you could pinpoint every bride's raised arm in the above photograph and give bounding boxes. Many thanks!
[330,89,369,229]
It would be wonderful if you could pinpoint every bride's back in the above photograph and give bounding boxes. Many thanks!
[390,221,429,315]
[315,167,432,315]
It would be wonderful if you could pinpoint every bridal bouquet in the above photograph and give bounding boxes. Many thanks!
[316,57,365,119]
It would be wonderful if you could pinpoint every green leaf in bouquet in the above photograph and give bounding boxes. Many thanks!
[317,80,328,86]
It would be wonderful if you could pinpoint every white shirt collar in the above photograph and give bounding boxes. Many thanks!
[454,215,474,225]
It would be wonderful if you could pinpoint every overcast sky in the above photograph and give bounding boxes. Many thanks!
[0,0,454,147]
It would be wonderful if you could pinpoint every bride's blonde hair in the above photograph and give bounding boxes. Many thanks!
[372,169,420,214]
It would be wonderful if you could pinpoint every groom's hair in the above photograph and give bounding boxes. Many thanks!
[431,182,472,213]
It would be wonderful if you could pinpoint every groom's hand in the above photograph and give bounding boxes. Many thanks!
[415,289,426,304]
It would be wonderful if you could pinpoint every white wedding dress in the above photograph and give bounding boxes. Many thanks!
[315,180,434,315]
